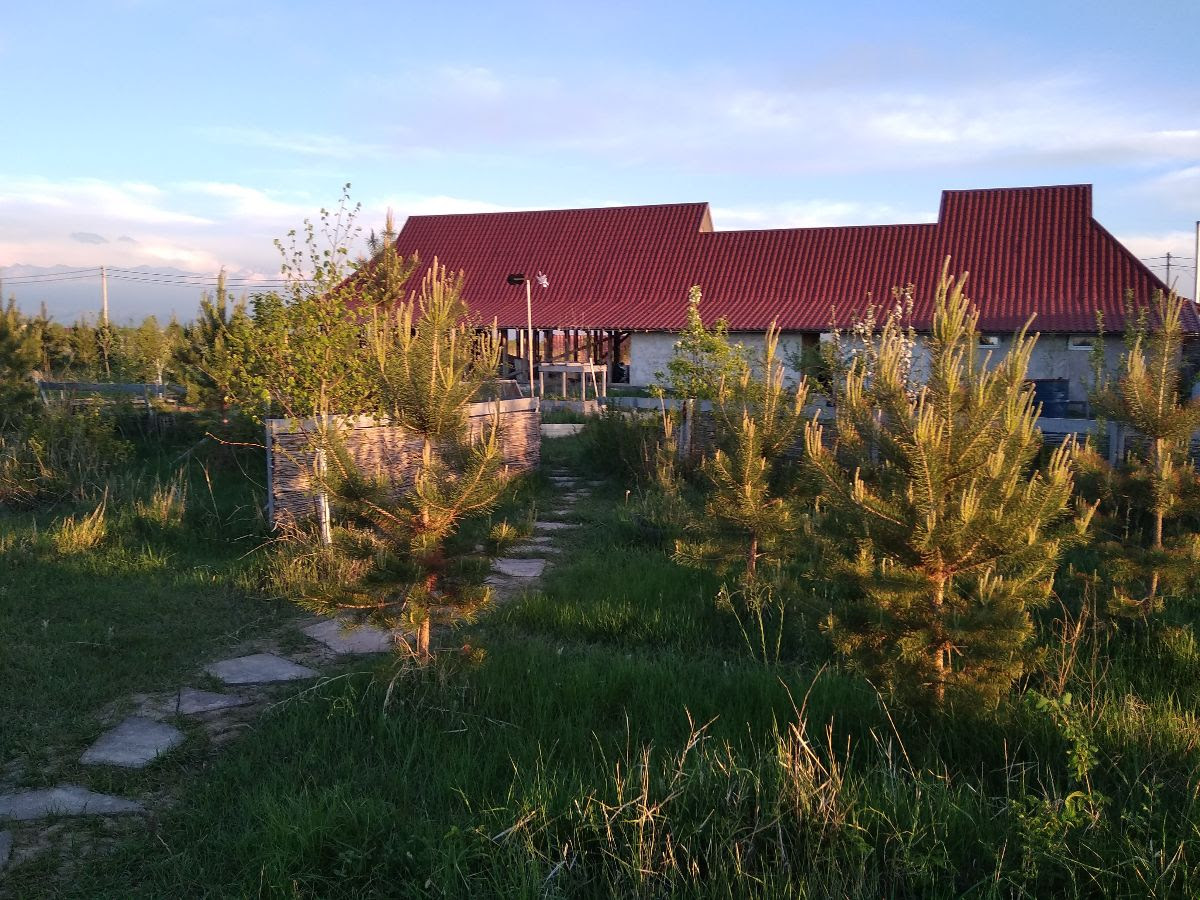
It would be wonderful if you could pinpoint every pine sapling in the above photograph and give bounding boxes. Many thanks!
[806,260,1084,707]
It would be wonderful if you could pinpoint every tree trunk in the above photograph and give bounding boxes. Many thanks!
[1147,437,1165,605]
[416,618,431,660]
[931,575,947,705]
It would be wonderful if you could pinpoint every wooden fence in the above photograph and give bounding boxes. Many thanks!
[265,398,540,528]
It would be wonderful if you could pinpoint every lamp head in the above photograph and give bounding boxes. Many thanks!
[506,273,526,286]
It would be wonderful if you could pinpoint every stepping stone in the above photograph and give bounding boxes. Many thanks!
[0,830,10,870]
[534,521,575,533]
[303,619,395,655]
[522,536,554,545]
[510,543,561,555]
[205,653,317,685]
[0,786,143,822]
[492,557,547,578]
[173,688,249,715]
[81,716,184,768]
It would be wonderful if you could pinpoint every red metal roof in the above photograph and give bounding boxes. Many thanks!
[391,185,1189,333]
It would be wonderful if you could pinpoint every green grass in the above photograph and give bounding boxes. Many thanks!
[13,435,1200,897]
[0,437,291,779]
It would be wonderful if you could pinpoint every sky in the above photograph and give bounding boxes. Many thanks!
[1,0,1198,321]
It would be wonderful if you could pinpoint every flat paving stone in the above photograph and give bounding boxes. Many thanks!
[81,716,184,768]
[534,521,576,533]
[492,557,547,578]
[205,653,317,685]
[510,543,561,555]
[0,830,11,870]
[0,786,144,822]
[174,688,250,715]
[304,619,395,655]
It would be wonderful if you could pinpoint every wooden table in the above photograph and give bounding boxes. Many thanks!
[538,362,608,399]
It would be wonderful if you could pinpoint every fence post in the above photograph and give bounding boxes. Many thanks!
[677,399,694,459]
[314,447,333,547]
[265,421,275,528]
[1107,421,1125,467]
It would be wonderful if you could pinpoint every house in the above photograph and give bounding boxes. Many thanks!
[390,184,1193,408]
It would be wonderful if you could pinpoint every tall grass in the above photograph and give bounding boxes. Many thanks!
[51,498,109,554]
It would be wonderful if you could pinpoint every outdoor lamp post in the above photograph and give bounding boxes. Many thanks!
[507,271,549,396]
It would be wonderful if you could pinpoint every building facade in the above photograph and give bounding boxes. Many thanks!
[390,184,1192,406]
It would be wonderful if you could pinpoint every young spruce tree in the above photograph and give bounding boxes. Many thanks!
[805,261,1082,707]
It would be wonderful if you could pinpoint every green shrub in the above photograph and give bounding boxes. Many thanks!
[0,407,130,508]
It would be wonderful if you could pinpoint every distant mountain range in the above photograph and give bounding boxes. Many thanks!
[0,264,278,325]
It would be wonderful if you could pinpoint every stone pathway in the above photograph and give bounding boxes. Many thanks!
[303,620,395,655]
[0,786,144,822]
[205,653,318,685]
[0,464,601,877]
[80,717,184,769]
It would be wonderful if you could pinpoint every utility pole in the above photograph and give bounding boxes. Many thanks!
[1194,221,1199,302]
[1165,252,1173,289]
[100,264,109,324]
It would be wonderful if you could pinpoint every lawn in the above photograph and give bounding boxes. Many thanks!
[0,428,295,807]
[14,434,1199,898]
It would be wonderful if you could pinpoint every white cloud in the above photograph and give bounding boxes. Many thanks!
[1136,165,1200,211]
[711,200,934,230]
[178,181,312,220]
[0,177,212,225]
[202,126,387,160]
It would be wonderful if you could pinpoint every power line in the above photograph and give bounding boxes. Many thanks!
[0,268,103,282]
[106,266,307,284]
[0,273,104,285]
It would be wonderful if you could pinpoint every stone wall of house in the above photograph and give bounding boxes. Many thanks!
[628,331,811,388]
[631,328,1125,408]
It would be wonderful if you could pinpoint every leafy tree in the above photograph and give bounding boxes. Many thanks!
[1080,289,1200,614]
[125,315,178,385]
[805,262,1083,707]
[228,187,415,421]
[654,285,749,400]
[307,260,508,660]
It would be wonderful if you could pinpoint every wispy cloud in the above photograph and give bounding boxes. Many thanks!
[0,177,213,225]
[202,126,388,160]
[379,63,1200,177]
[178,181,312,220]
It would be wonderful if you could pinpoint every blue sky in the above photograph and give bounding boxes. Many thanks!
[2,0,1198,317]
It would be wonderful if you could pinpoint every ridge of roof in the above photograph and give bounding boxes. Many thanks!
[402,200,710,221]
